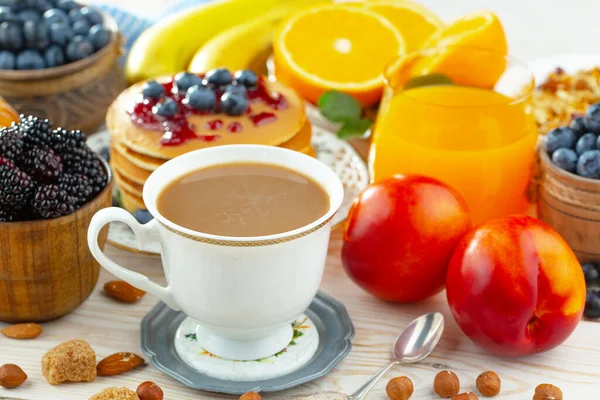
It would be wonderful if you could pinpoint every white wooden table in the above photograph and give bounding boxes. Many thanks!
[1,231,599,399]
[1,1,600,399]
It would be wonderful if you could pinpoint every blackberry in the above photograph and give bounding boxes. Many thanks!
[18,114,54,149]
[0,125,25,159]
[0,156,35,211]
[61,146,106,195]
[0,208,20,222]
[18,146,63,183]
[31,184,75,219]
[51,127,86,153]
[58,173,92,206]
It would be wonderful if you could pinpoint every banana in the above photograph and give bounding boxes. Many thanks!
[188,0,329,74]
[125,0,288,85]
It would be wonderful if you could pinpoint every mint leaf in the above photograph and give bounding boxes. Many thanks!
[337,118,371,139]
[404,73,454,90]
[318,91,362,123]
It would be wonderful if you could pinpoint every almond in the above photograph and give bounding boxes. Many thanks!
[1,322,43,339]
[104,281,146,303]
[0,364,27,388]
[97,352,145,376]
[137,381,164,400]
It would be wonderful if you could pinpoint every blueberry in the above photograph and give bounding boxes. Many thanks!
[153,97,178,117]
[185,85,216,111]
[0,1,19,10]
[17,9,40,22]
[0,6,16,22]
[584,103,600,134]
[79,6,103,25]
[585,288,600,319]
[569,116,588,138]
[43,8,68,26]
[49,22,72,46]
[577,150,600,179]
[0,50,14,69]
[87,24,110,50]
[66,35,93,61]
[234,69,258,89]
[205,68,233,87]
[32,0,53,13]
[575,133,598,155]
[551,148,578,173]
[220,92,248,116]
[56,0,79,11]
[23,20,48,49]
[545,127,577,155]
[224,84,247,96]
[71,19,90,36]
[141,80,165,99]
[68,7,85,24]
[173,72,202,93]
[133,209,153,224]
[16,49,45,69]
[44,44,64,67]
[0,21,22,51]
[582,263,599,284]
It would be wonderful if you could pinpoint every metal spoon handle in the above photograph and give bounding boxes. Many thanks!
[347,360,398,400]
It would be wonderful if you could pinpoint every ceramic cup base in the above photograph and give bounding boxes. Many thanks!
[193,323,293,361]
[174,315,319,382]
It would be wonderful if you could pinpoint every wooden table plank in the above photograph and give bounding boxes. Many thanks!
[1,232,599,399]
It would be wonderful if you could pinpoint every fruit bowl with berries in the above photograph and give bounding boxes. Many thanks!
[0,0,125,133]
[537,101,600,272]
[0,114,112,322]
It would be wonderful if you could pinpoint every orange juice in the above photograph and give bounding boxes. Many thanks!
[370,84,538,224]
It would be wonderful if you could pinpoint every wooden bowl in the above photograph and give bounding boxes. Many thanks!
[0,160,113,322]
[0,11,126,134]
[537,149,600,262]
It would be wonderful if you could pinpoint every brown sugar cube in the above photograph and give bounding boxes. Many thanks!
[90,386,140,400]
[42,339,96,385]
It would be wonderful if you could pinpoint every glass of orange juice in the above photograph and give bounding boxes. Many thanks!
[370,47,537,225]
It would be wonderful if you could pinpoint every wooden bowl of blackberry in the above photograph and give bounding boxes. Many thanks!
[0,0,126,134]
[0,114,112,322]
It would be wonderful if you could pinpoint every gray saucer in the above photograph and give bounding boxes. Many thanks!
[140,291,355,394]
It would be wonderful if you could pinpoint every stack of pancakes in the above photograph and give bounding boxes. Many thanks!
[106,77,313,212]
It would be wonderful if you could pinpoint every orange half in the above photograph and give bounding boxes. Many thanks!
[364,0,444,53]
[274,4,405,107]
[416,11,508,88]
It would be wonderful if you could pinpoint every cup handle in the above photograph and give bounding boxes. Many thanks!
[87,207,179,310]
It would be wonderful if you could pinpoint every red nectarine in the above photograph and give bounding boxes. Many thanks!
[446,215,586,356]
[342,175,471,302]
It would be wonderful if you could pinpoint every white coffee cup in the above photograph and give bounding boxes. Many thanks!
[87,145,344,361]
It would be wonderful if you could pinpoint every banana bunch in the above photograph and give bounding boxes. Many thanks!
[125,0,329,84]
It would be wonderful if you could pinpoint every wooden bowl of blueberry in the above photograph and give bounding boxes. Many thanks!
[0,114,112,322]
[0,0,126,134]
[537,102,600,263]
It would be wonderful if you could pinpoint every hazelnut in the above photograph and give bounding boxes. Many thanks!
[0,364,27,388]
[239,392,262,400]
[434,370,460,398]
[533,384,563,400]
[386,376,414,400]
[476,371,501,397]
[452,393,478,400]
[137,381,164,400]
